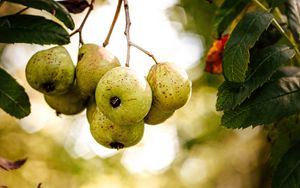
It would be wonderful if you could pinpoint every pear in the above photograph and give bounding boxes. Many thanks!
[26,46,75,95]
[86,96,97,124]
[147,62,191,112]
[144,104,174,125]
[95,67,152,125]
[76,44,121,96]
[88,101,144,149]
[44,84,89,115]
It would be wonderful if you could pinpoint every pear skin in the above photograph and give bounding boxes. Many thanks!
[44,84,89,115]
[26,46,75,95]
[144,104,174,125]
[76,44,120,96]
[95,67,152,125]
[147,62,191,111]
[88,103,144,149]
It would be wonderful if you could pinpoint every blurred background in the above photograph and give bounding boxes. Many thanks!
[0,0,271,187]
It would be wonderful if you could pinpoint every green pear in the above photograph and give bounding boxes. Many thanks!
[95,67,152,125]
[26,46,75,95]
[147,62,191,111]
[76,44,121,96]
[44,84,89,115]
[88,101,144,149]
[144,104,174,125]
[86,96,97,124]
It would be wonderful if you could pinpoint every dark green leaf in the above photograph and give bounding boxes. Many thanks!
[0,15,70,44]
[0,68,30,118]
[222,75,300,128]
[214,0,251,36]
[4,0,74,29]
[223,11,273,83]
[267,0,289,7]
[58,0,89,14]
[272,139,300,188]
[285,0,300,43]
[217,45,294,111]
[255,23,287,48]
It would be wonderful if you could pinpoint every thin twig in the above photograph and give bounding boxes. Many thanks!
[103,0,122,47]
[124,0,131,67]
[130,42,158,64]
[70,0,95,45]
[252,0,300,59]
[123,0,158,66]
[15,7,29,15]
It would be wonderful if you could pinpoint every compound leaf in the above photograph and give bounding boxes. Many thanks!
[223,11,273,83]
[0,14,70,44]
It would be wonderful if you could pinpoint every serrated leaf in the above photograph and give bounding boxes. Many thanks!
[0,68,30,118]
[4,0,74,29]
[0,15,70,45]
[272,139,300,188]
[286,0,300,43]
[217,45,295,111]
[223,11,273,83]
[214,0,251,36]
[267,0,289,7]
[222,75,300,128]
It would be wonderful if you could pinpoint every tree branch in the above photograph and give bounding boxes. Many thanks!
[103,0,122,47]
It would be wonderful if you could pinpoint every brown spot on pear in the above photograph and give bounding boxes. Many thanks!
[76,44,121,96]
[88,102,144,149]
[144,104,174,125]
[44,84,89,115]
[95,67,152,125]
[25,46,75,95]
[147,62,191,111]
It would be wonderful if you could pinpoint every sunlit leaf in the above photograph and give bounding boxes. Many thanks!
[223,11,273,83]
[214,0,251,36]
[0,15,70,44]
[217,45,294,111]
[0,68,30,118]
[286,0,300,43]
[4,0,74,29]
[0,157,27,171]
[222,75,300,128]
[272,139,300,188]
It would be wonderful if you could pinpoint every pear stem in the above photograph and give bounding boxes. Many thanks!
[70,0,95,45]
[123,0,158,66]
[103,0,122,47]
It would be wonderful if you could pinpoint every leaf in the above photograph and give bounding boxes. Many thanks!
[0,68,30,118]
[0,157,27,170]
[272,140,300,188]
[58,0,89,14]
[4,0,74,29]
[217,45,295,111]
[0,14,70,45]
[223,11,273,83]
[267,0,289,7]
[222,75,300,128]
[285,0,300,43]
[214,0,251,36]
[255,23,287,48]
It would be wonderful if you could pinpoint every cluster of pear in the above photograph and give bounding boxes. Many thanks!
[25,44,191,149]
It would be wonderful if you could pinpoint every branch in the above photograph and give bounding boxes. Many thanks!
[70,0,95,45]
[103,0,122,47]
[123,0,158,67]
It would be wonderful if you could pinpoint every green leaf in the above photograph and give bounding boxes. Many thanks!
[285,0,300,43]
[222,75,300,128]
[0,14,70,45]
[214,0,251,36]
[217,45,295,111]
[267,0,289,7]
[0,68,30,119]
[223,11,273,83]
[272,139,300,188]
[4,0,74,29]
